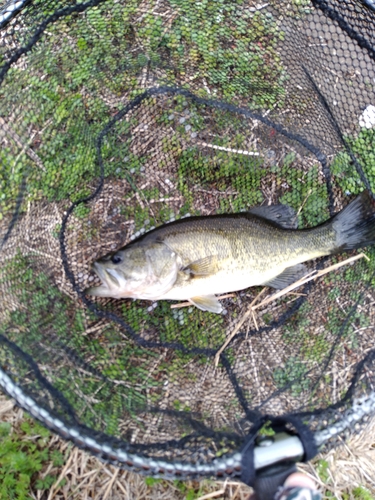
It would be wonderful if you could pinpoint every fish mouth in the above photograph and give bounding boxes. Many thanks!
[86,262,129,298]
[91,262,107,286]
[91,262,110,289]
[92,262,125,290]
[106,268,122,287]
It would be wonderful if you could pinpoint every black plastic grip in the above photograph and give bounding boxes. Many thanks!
[252,462,297,500]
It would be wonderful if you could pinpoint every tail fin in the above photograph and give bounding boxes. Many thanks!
[333,190,375,251]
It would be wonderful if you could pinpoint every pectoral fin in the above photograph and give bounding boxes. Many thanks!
[189,295,223,313]
[262,263,308,289]
[184,256,219,276]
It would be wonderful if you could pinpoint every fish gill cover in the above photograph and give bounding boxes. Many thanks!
[0,0,375,492]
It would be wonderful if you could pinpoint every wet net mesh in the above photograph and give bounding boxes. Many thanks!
[1,0,375,486]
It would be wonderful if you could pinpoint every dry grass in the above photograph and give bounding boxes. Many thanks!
[1,393,375,500]
[0,395,251,500]
[299,417,375,499]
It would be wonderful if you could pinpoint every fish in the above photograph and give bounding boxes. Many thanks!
[85,191,375,314]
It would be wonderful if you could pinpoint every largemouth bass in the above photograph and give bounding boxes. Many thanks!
[86,191,375,313]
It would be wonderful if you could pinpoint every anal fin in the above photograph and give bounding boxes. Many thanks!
[85,286,112,297]
[189,295,223,314]
[263,263,308,289]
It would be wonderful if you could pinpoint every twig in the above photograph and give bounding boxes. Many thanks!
[251,309,259,331]
[0,399,15,414]
[197,141,259,156]
[170,293,235,309]
[292,188,312,226]
[48,447,77,500]
[197,489,226,500]
[214,288,267,367]
[148,196,182,203]
[102,468,119,500]
[0,117,45,171]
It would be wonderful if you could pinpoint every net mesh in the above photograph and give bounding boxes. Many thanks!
[1,0,375,484]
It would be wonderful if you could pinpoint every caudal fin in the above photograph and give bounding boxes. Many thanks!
[333,190,375,251]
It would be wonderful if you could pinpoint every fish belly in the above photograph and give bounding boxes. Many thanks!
[157,266,286,300]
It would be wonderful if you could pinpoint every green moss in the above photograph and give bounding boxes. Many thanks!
[177,140,265,213]
[162,0,286,106]
[273,356,310,396]
[257,422,276,437]
[277,158,330,227]
[0,0,289,222]
[352,486,374,500]
[0,416,67,500]
[331,128,375,195]
[144,477,163,487]
[315,459,330,483]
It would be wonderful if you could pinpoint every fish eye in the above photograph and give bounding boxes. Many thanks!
[111,254,122,264]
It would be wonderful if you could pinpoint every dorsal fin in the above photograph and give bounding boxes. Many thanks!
[248,204,298,229]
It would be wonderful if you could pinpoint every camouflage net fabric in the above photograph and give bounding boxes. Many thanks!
[1,0,375,486]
